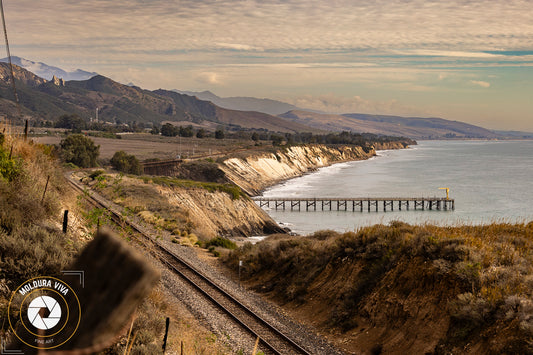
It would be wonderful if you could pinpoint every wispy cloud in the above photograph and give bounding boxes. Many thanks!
[2,0,532,129]
[470,80,491,88]
[196,72,223,85]
[285,94,435,117]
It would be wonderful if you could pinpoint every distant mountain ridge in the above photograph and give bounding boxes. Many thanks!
[0,56,97,81]
[174,90,299,116]
[280,110,499,139]
[0,58,520,139]
[0,63,314,133]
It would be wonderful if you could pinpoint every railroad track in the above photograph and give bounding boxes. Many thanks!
[67,176,311,355]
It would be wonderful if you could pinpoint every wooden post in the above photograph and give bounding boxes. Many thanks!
[62,210,69,233]
[162,317,170,353]
[181,340,184,355]
[24,119,28,140]
[41,175,50,203]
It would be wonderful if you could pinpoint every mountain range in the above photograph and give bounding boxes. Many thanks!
[0,62,311,133]
[279,110,500,139]
[0,57,527,139]
[0,56,97,81]
[174,90,299,116]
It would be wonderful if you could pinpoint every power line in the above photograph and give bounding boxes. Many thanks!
[0,0,22,134]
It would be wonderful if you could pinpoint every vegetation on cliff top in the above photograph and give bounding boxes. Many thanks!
[226,222,533,354]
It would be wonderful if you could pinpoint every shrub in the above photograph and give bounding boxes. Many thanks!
[60,134,100,168]
[205,237,237,250]
[0,146,20,182]
[0,226,78,288]
[215,129,225,139]
[110,151,142,175]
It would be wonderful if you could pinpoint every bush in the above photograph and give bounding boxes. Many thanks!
[110,151,142,175]
[60,134,100,168]
[205,237,237,249]
[0,226,78,288]
[215,129,225,139]
[0,146,20,182]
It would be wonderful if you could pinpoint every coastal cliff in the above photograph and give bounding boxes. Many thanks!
[220,142,408,195]
[81,173,283,238]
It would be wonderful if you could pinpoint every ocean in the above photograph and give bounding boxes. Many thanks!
[259,140,533,235]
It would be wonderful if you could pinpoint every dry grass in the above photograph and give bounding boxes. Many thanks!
[104,286,230,355]
[226,221,533,353]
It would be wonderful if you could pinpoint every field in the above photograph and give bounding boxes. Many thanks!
[33,133,268,161]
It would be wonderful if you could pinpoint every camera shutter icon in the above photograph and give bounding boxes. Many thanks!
[27,295,62,330]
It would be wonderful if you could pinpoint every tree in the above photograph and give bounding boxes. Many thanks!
[150,125,160,135]
[110,151,142,175]
[179,126,194,137]
[196,128,206,138]
[251,132,259,141]
[55,114,87,132]
[161,123,178,137]
[271,134,283,146]
[60,134,99,168]
[215,129,225,139]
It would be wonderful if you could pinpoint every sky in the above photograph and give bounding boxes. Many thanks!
[4,0,533,131]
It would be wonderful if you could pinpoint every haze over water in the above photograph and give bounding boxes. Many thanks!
[260,140,533,235]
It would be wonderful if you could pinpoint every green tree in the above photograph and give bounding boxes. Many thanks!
[150,125,160,135]
[251,132,259,141]
[196,128,206,138]
[60,134,99,168]
[271,134,283,146]
[161,123,178,137]
[179,125,194,137]
[215,129,225,139]
[110,151,142,175]
[55,114,87,132]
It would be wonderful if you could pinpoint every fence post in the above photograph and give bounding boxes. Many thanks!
[162,317,170,353]
[41,175,50,203]
[62,210,69,233]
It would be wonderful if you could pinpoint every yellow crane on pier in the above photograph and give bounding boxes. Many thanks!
[439,187,450,200]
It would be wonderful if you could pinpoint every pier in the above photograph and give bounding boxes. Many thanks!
[254,197,455,212]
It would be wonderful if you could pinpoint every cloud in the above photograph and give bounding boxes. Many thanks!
[196,72,222,85]
[216,43,264,51]
[470,80,491,88]
[285,94,435,116]
[394,50,502,58]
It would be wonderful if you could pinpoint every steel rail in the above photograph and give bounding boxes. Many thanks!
[67,177,311,355]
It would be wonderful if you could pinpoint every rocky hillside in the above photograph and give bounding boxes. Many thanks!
[220,142,409,195]
[0,63,313,133]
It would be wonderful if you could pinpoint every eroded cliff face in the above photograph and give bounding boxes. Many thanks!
[158,184,283,237]
[84,173,283,238]
[220,143,408,195]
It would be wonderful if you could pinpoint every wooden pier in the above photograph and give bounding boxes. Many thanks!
[254,197,455,212]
